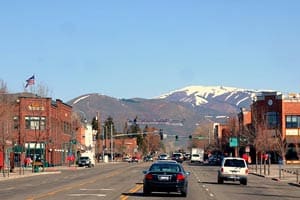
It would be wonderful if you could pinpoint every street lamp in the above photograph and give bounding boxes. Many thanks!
[110,124,114,162]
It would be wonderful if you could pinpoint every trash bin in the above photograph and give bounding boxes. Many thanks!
[34,165,39,173]
[104,155,109,163]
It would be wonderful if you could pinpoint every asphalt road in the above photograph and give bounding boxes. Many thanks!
[0,162,299,200]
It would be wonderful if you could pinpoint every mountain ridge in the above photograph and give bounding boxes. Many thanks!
[68,85,263,137]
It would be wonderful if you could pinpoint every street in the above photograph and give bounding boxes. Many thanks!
[0,162,299,200]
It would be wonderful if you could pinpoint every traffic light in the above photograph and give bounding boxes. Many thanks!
[175,135,178,141]
[70,139,77,144]
[189,135,192,140]
[159,129,163,140]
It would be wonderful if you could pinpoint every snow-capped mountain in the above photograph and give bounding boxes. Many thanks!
[69,85,261,138]
[158,85,258,114]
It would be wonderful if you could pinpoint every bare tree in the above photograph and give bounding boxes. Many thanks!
[253,113,287,163]
[144,127,161,155]
[25,81,52,98]
[0,80,14,176]
[35,82,52,98]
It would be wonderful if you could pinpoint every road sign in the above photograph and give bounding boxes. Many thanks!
[229,137,238,147]
[197,136,207,140]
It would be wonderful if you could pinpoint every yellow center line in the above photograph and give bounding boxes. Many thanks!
[120,183,143,200]
[25,167,128,200]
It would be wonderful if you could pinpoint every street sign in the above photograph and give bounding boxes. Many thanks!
[229,137,238,147]
[13,145,25,152]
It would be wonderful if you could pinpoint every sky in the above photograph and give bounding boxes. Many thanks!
[1,1,300,102]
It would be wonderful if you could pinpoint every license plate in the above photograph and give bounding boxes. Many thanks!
[158,175,170,181]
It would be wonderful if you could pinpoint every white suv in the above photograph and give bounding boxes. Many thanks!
[217,157,248,185]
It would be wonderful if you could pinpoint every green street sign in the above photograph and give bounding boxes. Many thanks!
[229,137,238,147]
[13,145,25,152]
[70,139,77,144]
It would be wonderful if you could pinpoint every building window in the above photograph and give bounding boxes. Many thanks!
[62,121,71,134]
[13,116,19,129]
[25,116,46,130]
[286,115,300,128]
[266,112,279,129]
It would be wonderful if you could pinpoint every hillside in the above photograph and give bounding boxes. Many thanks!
[68,85,258,138]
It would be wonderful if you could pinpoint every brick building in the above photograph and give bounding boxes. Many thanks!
[239,91,300,163]
[0,93,76,168]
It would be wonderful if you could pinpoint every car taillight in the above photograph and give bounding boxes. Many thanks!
[221,167,224,172]
[145,174,153,180]
[176,173,185,181]
[245,168,249,174]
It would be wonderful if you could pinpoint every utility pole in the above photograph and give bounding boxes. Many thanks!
[97,112,101,162]
[110,125,113,162]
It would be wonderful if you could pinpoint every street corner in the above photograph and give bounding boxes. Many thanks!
[288,182,300,187]
[271,177,280,181]
[249,172,266,178]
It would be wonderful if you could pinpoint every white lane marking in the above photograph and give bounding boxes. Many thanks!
[0,187,15,191]
[80,188,114,191]
[69,194,106,197]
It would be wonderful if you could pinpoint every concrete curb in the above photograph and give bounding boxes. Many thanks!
[0,171,61,181]
[250,172,300,187]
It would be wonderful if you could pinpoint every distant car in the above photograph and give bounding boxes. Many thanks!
[122,156,131,162]
[208,154,223,165]
[143,161,190,196]
[171,152,184,163]
[144,155,154,162]
[190,154,201,163]
[217,157,248,185]
[184,153,191,161]
[78,156,93,167]
[128,156,139,163]
[158,153,169,160]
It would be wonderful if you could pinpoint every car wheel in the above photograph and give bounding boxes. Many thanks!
[143,186,151,196]
[240,178,247,185]
[181,190,187,197]
[217,177,224,184]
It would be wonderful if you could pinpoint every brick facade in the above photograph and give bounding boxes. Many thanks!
[240,91,300,162]
[9,95,74,166]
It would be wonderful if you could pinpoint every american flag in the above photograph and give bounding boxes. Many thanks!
[25,75,35,88]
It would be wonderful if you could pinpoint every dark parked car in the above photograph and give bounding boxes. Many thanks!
[143,155,154,162]
[143,161,190,196]
[171,152,184,163]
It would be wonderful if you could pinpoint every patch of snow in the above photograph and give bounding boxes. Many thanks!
[236,96,250,106]
[73,95,90,104]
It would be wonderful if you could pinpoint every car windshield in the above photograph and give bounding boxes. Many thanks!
[149,164,181,173]
[224,159,245,167]
[80,157,89,160]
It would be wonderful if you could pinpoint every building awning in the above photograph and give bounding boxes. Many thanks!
[286,136,300,144]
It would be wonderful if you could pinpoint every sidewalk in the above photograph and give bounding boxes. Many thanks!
[249,164,300,187]
[0,165,79,181]
[0,161,119,181]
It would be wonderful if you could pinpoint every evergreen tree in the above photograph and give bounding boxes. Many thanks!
[91,117,98,130]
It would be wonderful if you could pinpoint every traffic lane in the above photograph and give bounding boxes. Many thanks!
[126,162,212,200]
[24,162,148,200]
[189,164,300,200]
[0,162,141,200]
